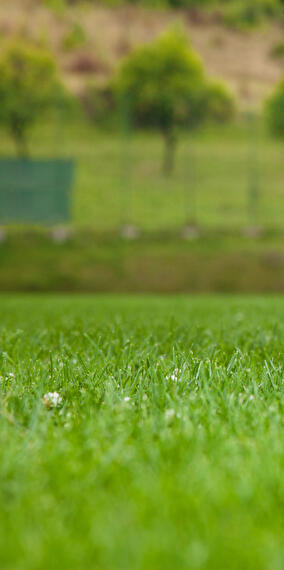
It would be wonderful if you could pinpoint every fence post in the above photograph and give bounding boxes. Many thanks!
[185,137,197,225]
[246,110,260,229]
[182,132,199,238]
[118,92,132,232]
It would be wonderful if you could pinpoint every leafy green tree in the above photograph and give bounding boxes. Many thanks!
[115,30,234,174]
[266,77,284,137]
[0,43,60,157]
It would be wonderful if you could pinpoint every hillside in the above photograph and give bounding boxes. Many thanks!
[0,0,283,106]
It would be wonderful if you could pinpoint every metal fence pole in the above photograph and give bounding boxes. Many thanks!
[247,110,260,227]
[118,92,132,230]
[185,138,197,226]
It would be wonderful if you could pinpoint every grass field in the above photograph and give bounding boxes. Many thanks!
[1,294,284,569]
[1,119,284,231]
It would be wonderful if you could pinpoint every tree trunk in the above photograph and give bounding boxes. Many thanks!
[11,123,29,159]
[163,130,176,176]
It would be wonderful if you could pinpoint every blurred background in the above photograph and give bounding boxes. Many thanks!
[0,0,284,293]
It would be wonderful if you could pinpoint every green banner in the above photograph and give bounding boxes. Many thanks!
[0,159,74,223]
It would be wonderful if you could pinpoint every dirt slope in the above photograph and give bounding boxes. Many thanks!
[0,0,283,105]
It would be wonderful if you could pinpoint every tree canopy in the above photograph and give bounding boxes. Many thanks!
[0,43,60,156]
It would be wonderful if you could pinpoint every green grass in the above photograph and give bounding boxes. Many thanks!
[1,294,284,569]
[0,119,283,231]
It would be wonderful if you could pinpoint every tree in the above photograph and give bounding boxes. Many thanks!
[0,43,60,157]
[115,29,235,175]
[265,77,284,137]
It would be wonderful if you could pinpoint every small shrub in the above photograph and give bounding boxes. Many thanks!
[270,41,284,61]
[43,0,67,14]
[62,23,87,51]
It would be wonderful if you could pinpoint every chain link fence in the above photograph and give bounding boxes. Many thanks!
[0,102,282,231]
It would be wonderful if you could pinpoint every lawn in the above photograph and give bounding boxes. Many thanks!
[0,119,283,230]
[1,294,284,569]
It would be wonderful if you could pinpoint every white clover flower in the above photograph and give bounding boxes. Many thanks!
[42,391,62,408]
[249,394,254,401]
[170,368,181,382]
[124,396,131,402]
[165,409,175,422]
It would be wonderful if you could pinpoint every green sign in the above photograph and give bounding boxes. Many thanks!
[0,159,74,223]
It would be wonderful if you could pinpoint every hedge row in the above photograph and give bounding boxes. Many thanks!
[44,0,283,28]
